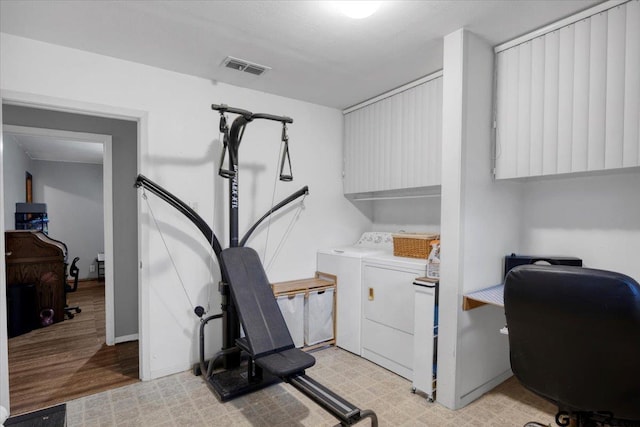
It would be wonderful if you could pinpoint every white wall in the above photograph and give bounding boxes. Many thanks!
[370,197,441,233]
[521,170,640,281]
[0,33,371,381]
[2,133,32,230]
[31,160,104,280]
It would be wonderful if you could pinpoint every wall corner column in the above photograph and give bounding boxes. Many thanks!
[437,28,521,410]
[437,28,468,410]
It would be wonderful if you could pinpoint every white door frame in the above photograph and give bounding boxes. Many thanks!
[0,90,149,416]
[2,125,115,344]
[0,93,9,418]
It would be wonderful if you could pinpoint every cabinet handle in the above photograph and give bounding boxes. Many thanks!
[5,251,12,257]
[368,287,374,301]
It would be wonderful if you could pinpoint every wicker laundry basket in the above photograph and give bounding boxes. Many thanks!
[392,233,440,259]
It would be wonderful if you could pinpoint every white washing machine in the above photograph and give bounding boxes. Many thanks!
[361,253,427,380]
[316,232,393,355]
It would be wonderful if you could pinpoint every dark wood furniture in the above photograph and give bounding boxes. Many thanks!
[5,230,67,324]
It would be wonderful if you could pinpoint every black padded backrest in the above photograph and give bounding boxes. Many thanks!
[220,247,294,358]
[505,265,640,420]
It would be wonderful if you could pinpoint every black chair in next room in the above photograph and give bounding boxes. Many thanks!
[64,257,81,319]
[504,265,640,427]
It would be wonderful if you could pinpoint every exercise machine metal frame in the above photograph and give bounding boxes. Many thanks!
[135,103,378,426]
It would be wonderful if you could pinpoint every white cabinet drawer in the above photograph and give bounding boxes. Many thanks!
[362,319,413,380]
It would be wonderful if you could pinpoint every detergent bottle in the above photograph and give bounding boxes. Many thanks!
[426,239,440,279]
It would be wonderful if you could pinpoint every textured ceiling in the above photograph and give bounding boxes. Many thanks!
[4,132,104,165]
[0,0,603,110]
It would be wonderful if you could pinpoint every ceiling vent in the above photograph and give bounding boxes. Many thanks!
[222,56,271,76]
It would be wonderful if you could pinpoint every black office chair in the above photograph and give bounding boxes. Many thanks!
[64,257,82,319]
[504,265,640,427]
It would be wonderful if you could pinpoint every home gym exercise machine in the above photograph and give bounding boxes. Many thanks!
[135,104,378,426]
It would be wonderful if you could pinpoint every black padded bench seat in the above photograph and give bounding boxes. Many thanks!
[256,348,316,377]
[221,247,315,377]
[235,337,315,377]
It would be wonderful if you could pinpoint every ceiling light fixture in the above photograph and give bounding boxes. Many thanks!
[335,1,381,19]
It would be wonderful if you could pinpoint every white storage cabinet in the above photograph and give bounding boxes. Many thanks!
[494,1,640,179]
[343,72,443,194]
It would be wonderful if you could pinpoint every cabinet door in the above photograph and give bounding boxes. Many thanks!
[344,76,443,194]
[495,1,640,179]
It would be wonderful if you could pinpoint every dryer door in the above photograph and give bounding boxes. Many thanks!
[363,265,415,333]
[361,263,417,379]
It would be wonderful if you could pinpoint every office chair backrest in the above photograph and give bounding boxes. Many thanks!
[504,265,640,421]
[67,257,80,292]
[70,257,79,277]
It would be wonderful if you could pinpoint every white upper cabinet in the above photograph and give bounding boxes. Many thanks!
[495,1,640,179]
[343,73,443,194]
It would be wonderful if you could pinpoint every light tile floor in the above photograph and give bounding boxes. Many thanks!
[66,346,557,426]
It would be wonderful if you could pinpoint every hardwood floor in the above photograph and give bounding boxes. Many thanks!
[8,280,139,415]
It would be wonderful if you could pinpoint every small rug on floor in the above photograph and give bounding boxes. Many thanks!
[4,404,66,427]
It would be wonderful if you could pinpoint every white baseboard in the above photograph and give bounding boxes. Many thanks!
[457,369,513,408]
[149,363,192,381]
[114,333,139,344]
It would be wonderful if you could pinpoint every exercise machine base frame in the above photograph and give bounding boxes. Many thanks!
[204,362,281,402]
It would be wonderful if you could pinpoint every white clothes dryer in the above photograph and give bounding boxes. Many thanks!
[361,253,427,380]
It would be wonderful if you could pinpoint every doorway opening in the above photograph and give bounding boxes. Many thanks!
[1,103,141,415]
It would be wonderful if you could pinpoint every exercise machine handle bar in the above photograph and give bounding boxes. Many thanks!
[212,103,293,124]
[213,103,294,181]
[279,124,293,182]
[217,113,236,179]
[135,174,223,259]
[239,186,309,247]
